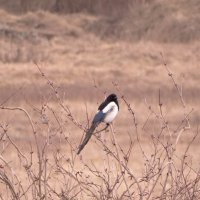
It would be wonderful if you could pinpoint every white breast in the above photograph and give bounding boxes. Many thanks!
[102,102,118,123]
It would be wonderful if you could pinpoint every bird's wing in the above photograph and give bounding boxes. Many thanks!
[92,110,105,124]
[98,100,107,111]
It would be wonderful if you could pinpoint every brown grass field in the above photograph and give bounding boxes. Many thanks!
[0,0,200,199]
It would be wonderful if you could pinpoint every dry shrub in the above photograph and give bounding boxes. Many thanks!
[0,0,138,15]
[86,0,200,43]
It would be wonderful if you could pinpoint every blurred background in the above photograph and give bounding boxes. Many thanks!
[0,0,200,125]
[0,0,200,98]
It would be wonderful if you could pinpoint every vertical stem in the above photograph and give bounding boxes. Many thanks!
[44,155,47,200]
[110,124,132,199]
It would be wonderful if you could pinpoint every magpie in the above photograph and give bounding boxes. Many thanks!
[77,93,119,154]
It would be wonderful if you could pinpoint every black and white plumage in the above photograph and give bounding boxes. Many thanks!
[77,93,119,154]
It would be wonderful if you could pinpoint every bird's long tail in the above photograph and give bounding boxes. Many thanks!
[77,123,98,154]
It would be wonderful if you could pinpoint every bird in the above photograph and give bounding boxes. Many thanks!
[77,93,119,154]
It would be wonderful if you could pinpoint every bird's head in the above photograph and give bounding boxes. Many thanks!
[106,93,118,102]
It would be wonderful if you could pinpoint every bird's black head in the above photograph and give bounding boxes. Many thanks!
[106,93,119,109]
[107,93,117,101]
[98,93,119,111]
